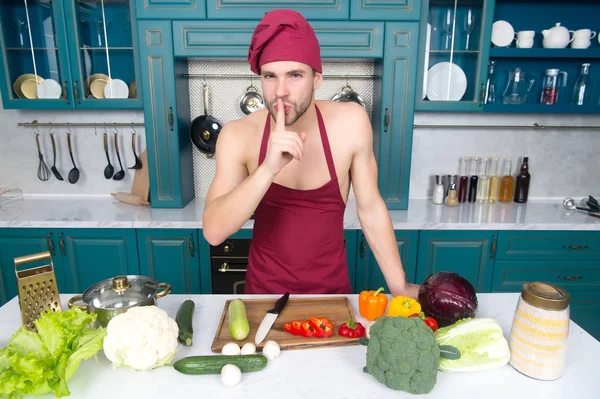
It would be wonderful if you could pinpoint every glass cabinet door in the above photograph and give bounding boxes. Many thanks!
[0,0,73,108]
[63,0,141,108]
[416,0,492,111]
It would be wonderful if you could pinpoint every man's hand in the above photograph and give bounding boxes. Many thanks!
[389,282,420,300]
[263,98,306,176]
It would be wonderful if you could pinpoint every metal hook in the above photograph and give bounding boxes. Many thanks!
[48,126,55,135]
[34,126,40,135]
[113,123,119,135]
[94,124,98,136]
[130,122,136,134]
[66,123,72,134]
[103,122,107,134]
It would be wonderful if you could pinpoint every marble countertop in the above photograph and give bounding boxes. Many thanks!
[0,293,598,399]
[1,195,600,230]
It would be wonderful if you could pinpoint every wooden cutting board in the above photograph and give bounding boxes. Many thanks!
[211,296,360,353]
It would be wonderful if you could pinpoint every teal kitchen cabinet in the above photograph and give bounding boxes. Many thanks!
[0,0,142,110]
[354,230,419,293]
[135,0,206,20]
[0,228,65,306]
[416,230,496,292]
[375,22,419,210]
[137,229,201,294]
[60,228,139,293]
[414,0,495,112]
[205,0,350,20]
[570,291,600,341]
[173,20,384,59]
[344,230,358,292]
[138,20,194,208]
[350,0,421,21]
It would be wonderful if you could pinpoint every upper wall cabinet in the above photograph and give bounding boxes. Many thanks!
[205,0,350,20]
[173,20,384,59]
[0,0,142,110]
[135,0,206,20]
[350,0,421,21]
[415,0,495,112]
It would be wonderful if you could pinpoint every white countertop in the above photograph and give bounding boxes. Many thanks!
[1,195,600,230]
[0,293,598,399]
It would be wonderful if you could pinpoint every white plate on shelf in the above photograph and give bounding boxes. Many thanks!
[103,78,129,99]
[37,79,62,99]
[426,62,467,101]
[492,20,515,47]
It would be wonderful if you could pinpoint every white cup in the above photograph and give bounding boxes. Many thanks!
[572,39,591,49]
[515,31,535,48]
[571,29,596,49]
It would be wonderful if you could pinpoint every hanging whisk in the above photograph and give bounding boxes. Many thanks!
[35,131,50,181]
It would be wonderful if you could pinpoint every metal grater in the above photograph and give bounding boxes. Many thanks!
[14,251,62,331]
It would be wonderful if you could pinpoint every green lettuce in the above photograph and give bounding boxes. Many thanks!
[433,318,511,372]
[0,307,106,399]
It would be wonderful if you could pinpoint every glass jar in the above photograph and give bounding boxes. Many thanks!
[509,282,570,380]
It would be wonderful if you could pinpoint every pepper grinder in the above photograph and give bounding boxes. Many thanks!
[446,183,459,207]
[432,175,445,205]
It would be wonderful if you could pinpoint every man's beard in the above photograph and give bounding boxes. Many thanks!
[267,94,312,126]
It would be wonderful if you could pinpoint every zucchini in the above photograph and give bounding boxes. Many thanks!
[173,355,268,375]
[229,299,250,340]
[176,300,195,346]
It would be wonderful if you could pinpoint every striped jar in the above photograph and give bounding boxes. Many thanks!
[509,282,570,380]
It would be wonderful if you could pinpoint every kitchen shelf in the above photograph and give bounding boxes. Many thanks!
[489,48,600,59]
[5,47,59,51]
[484,103,600,114]
[80,47,134,50]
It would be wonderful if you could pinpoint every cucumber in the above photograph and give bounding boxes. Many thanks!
[176,300,195,346]
[173,355,268,375]
[228,299,250,340]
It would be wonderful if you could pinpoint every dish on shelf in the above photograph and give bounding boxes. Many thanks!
[36,79,62,99]
[426,62,467,101]
[492,20,515,47]
[103,78,129,99]
[422,23,431,100]
[13,73,43,99]
[87,73,109,99]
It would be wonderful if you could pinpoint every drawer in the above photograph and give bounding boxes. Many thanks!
[492,261,600,292]
[210,238,251,258]
[496,231,600,261]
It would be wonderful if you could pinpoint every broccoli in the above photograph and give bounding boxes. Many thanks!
[365,316,440,395]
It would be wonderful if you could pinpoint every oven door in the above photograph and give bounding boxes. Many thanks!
[211,258,247,295]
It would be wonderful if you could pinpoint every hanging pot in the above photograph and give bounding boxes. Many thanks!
[239,84,264,114]
[331,85,366,108]
[190,84,222,155]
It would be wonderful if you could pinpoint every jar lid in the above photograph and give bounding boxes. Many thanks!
[82,275,159,310]
[521,282,570,311]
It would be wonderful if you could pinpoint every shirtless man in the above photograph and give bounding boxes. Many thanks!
[203,9,419,298]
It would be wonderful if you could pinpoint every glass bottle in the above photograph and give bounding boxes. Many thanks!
[572,63,592,105]
[488,156,500,203]
[477,157,490,203]
[458,156,469,203]
[484,61,497,104]
[468,157,479,203]
[499,158,514,203]
[514,156,531,203]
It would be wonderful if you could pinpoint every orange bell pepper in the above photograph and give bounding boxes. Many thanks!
[358,287,388,321]
[387,295,421,317]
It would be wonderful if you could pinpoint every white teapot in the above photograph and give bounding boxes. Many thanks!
[542,23,574,48]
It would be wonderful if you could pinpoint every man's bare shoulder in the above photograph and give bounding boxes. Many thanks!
[220,108,268,141]
[315,100,371,141]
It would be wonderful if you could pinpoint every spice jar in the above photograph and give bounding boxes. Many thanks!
[509,282,570,380]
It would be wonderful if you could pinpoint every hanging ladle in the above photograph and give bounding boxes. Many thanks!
[563,197,600,218]
[66,127,80,184]
[112,127,125,181]
[102,126,114,179]
[128,125,142,169]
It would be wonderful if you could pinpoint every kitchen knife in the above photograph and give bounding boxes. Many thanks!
[254,292,290,345]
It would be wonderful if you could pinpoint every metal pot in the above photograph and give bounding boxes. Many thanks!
[190,84,222,155]
[239,84,264,114]
[68,275,171,327]
[331,85,366,108]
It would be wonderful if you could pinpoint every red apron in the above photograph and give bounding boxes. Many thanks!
[245,106,351,294]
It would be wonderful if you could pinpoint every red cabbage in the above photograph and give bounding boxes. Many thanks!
[418,272,478,327]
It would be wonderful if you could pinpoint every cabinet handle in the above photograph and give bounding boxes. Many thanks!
[223,244,232,253]
[218,262,247,273]
[557,274,582,281]
[562,244,588,249]
[360,236,366,258]
[46,232,55,256]
[479,83,485,107]
[384,108,390,133]
[62,81,70,104]
[489,234,497,258]
[73,81,80,104]
[59,233,66,256]
[189,234,195,257]
[168,107,174,131]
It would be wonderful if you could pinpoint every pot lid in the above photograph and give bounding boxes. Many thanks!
[82,275,159,309]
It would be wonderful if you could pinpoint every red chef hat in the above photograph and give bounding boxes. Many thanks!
[248,9,322,75]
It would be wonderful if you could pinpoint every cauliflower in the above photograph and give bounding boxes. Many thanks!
[365,316,440,395]
[103,306,179,371]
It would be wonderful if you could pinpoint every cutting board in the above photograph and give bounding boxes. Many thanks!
[211,296,360,353]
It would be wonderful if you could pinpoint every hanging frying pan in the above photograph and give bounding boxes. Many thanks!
[190,84,222,155]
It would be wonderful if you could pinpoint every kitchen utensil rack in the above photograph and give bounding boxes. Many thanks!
[17,121,145,128]
[183,73,379,79]
[413,122,600,130]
